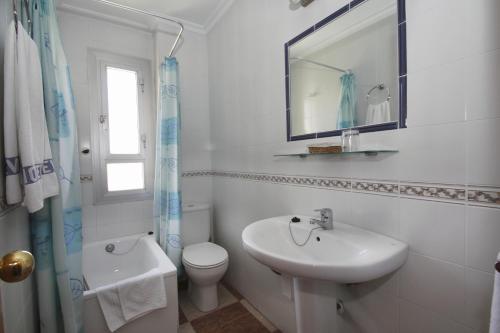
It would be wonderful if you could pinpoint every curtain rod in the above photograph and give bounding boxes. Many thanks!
[290,57,347,74]
[91,0,184,57]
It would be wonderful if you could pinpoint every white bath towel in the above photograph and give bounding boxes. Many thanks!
[97,273,167,332]
[490,253,500,333]
[3,21,59,213]
[366,101,391,125]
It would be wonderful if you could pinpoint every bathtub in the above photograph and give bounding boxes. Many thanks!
[83,234,178,333]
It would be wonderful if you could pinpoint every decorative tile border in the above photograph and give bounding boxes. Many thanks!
[468,188,500,206]
[80,175,93,183]
[182,171,215,177]
[184,170,500,208]
[400,183,466,201]
[316,178,350,190]
[352,181,399,194]
[75,170,500,208]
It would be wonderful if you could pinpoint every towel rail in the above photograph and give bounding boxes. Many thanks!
[366,83,391,102]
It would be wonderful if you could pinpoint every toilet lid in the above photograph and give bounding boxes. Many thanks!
[183,242,228,268]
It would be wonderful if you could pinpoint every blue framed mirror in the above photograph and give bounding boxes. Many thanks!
[285,0,406,141]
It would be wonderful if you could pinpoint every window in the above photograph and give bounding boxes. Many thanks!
[89,51,154,203]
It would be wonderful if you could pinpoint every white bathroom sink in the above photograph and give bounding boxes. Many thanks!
[242,215,408,283]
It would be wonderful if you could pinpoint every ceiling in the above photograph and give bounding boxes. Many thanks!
[58,0,233,32]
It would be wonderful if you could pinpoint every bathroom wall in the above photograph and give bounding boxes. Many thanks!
[207,0,500,332]
[57,9,212,243]
[0,2,37,332]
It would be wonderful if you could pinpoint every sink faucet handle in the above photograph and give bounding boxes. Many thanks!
[311,208,334,230]
[314,208,333,218]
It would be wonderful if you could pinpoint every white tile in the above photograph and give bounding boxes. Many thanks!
[82,226,97,244]
[398,123,466,184]
[400,253,466,322]
[465,50,500,121]
[407,60,466,127]
[286,186,352,224]
[464,268,495,331]
[406,0,466,72]
[96,221,146,241]
[399,299,477,333]
[338,288,399,333]
[81,182,94,207]
[349,130,400,181]
[465,0,500,56]
[82,206,97,244]
[405,0,458,21]
[466,118,500,187]
[466,206,500,273]
[350,193,399,238]
[142,200,154,219]
[119,201,148,223]
[399,199,465,264]
[96,203,122,226]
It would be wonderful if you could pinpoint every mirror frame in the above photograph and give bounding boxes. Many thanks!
[285,0,407,141]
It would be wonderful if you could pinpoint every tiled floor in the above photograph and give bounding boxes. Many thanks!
[179,282,281,333]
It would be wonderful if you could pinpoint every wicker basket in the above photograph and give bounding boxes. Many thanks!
[307,145,342,154]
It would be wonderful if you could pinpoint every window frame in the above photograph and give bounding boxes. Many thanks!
[89,50,155,204]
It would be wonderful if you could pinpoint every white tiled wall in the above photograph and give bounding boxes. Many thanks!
[57,10,212,243]
[206,0,500,332]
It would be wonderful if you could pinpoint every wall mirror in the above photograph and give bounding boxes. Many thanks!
[285,0,406,141]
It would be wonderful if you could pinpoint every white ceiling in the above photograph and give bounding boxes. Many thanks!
[58,0,233,32]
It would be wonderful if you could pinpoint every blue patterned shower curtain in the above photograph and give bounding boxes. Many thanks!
[336,72,356,129]
[22,0,83,332]
[154,57,182,269]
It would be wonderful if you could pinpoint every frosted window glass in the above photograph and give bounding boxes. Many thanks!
[107,163,144,192]
[107,67,140,154]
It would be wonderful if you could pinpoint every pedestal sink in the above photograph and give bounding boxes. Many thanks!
[241,215,408,333]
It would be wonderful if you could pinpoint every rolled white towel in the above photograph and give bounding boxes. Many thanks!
[366,101,391,125]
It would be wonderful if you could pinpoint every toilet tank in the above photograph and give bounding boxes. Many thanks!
[182,203,211,247]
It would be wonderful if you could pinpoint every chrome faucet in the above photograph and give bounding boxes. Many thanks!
[310,208,334,230]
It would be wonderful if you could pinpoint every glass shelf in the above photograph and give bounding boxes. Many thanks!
[273,149,398,158]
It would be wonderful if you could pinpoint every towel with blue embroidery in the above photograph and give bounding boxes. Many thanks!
[3,21,59,213]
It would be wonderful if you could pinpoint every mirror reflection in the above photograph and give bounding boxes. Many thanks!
[288,0,399,137]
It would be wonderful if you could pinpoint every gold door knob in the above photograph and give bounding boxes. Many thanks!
[0,250,35,283]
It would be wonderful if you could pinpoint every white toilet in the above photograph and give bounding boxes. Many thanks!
[182,203,228,312]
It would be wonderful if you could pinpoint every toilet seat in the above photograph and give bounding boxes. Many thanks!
[182,242,228,269]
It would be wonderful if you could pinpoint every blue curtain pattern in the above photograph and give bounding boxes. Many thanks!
[336,72,356,130]
[22,0,83,332]
[154,57,183,269]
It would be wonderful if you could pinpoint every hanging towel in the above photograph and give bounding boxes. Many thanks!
[97,273,167,332]
[3,21,59,213]
[336,72,356,130]
[490,253,500,333]
[366,101,391,125]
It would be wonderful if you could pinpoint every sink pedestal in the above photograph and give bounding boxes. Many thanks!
[293,277,339,333]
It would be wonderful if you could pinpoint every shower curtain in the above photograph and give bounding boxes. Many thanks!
[336,72,356,129]
[154,57,183,269]
[21,0,83,332]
